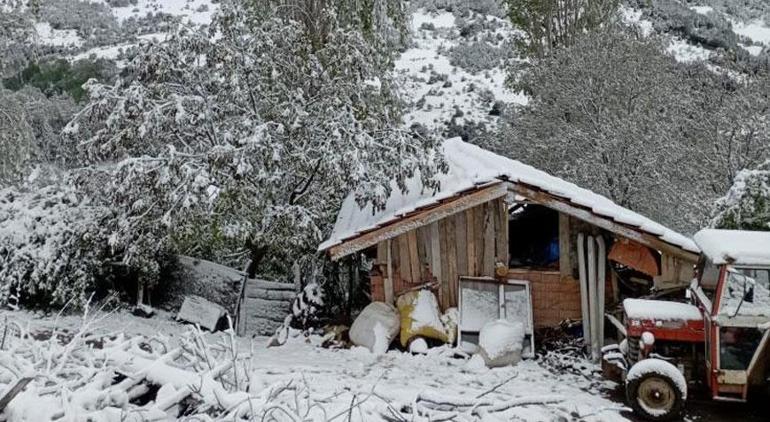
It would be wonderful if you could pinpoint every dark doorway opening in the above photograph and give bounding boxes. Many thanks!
[508,204,559,269]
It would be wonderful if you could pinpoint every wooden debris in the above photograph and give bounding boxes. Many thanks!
[0,377,32,412]
[177,295,226,331]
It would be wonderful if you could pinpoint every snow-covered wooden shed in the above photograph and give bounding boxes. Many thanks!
[319,138,700,329]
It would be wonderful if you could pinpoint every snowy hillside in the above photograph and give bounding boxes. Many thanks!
[622,0,770,65]
[31,0,217,64]
[27,0,770,139]
[394,8,527,137]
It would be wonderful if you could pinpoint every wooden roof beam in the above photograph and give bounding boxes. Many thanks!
[327,182,507,261]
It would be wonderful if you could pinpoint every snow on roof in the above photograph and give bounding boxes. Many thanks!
[694,229,770,266]
[623,299,703,322]
[319,138,699,254]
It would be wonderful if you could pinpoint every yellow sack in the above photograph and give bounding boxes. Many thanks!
[396,290,448,347]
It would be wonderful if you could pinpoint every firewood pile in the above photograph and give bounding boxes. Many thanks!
[0,313,384,421]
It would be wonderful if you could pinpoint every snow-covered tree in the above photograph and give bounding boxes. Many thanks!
[0,0,36,79]
[495,28,708,231]
[505,0,619,58]
[711,162,770,231]
[0,87,78,186]
[0,89,34,186]
[493,27,770,233]
[66,0,440,281]
[263,0,409,56]
[691,75,770,195]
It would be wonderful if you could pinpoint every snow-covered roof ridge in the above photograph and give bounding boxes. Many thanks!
[320,137,699,254]
[694,229,770,266]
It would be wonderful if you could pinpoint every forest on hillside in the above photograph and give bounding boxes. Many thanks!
[0,0,769,311]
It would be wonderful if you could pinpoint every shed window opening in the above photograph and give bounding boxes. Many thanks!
[508,204,559,270]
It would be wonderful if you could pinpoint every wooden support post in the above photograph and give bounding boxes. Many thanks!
[497,198,509,267]
[559,213,571,280]
[384,240,394,304]
[429,222,442,285]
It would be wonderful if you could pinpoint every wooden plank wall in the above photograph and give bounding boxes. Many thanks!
[375,197,509,310]
[237,279,297,336]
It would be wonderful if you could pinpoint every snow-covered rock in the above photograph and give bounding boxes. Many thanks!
[479,319,525,368]
[349,302,400,354]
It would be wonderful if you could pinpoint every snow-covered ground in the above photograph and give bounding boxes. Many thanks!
[666,37,712,63]
[0,309,628,421]
[105,0,215,26]
[34,22,83,48]
[733,20,770,47]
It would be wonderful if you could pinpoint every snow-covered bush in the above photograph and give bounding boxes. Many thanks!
[412,0,506,18]
[711,162,770,230]
[449,41,507,73]
[0,183,112,307]
[105,0,138,7]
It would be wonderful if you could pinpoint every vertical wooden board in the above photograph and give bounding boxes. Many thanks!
[498,198,509,267]
[439,219,450,308]
[416,226,430,266]
[407,230,421,284]
[559,213,571,280]
[482,202,495,276]
[493,198,502,265]
[391,236,400,270]
[429,222,442,284]
[475,204,485,275]
[455,212,468,277]
[446,216,458,308]
[465,208,477,276]
[398,234,411,284]
[384,239,394,304]
[376,242,388,266]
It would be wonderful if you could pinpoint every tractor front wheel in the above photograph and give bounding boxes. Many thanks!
[626,359,686,421]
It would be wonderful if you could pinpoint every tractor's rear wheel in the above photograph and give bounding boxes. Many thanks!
[626,360,685,421]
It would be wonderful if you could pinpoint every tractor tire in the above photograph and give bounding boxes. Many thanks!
[626,359,686,422]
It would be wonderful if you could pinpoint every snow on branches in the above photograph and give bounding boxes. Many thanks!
[66,0,441,275]
[712,161,770,230]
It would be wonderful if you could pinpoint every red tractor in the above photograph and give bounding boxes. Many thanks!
[603,229,770,421]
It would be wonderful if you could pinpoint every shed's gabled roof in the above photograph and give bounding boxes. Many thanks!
[694,229,770,266]
[319,138,699,255]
